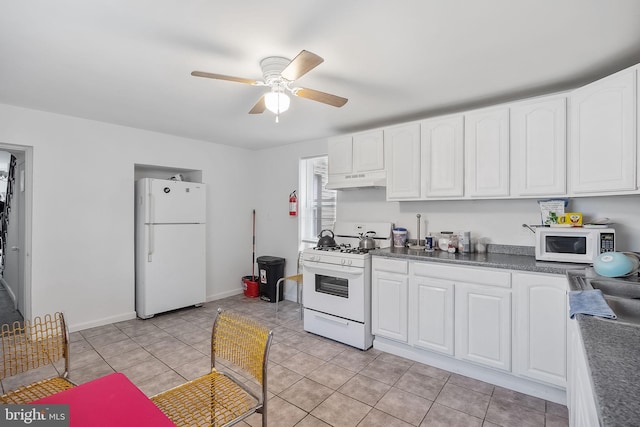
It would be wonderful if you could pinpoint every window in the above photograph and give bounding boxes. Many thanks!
[299,156,336,249]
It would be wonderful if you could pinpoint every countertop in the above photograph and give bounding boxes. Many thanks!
[372,246,640,425]
[371,245,585,275]
[566,269,640,427]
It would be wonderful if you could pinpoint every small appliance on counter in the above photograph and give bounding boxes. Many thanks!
[535,226,615,263]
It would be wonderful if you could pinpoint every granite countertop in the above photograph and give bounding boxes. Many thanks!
[567,269,640,427]
[371,244,585,275]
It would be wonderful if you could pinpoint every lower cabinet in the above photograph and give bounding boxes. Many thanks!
[372,258,409,343]
[513,273,567,387]
[567,318,599,426]
[409,276,454,355]
[455,283,512,371]
[372,258,570,396]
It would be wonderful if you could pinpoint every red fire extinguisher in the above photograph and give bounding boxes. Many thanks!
[289,190,298,216]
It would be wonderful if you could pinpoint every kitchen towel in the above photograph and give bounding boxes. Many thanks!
[569,289,617,320]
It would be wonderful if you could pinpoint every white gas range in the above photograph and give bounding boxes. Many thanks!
[302,222,392,350]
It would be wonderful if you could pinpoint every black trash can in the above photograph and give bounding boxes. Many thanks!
[256,256,285,303]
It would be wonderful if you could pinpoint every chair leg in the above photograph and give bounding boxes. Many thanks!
[297,281,303,320]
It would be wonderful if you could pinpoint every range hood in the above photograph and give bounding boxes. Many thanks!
[325,170,386,190]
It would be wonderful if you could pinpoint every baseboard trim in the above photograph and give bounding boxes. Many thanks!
[69,311,137,333]
[207,288,243,301]
[0,277,18,310]
[374,336,567,405]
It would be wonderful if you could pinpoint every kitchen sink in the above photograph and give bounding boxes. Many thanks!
[589,279,640,299]
[573,275,640,326]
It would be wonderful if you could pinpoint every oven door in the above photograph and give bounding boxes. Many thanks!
[303,262,365,322]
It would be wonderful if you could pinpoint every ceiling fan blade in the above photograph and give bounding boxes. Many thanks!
[294,88,348,108]
[191,71,259,85]
[281,50,324,81]
[248,96,266,114]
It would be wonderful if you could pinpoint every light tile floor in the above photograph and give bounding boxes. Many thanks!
[2,295,569,426]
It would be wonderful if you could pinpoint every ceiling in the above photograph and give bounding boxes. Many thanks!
[2,1,640,150]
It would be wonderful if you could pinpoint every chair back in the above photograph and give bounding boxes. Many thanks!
[0,312,69,380]
[211,309,272,385]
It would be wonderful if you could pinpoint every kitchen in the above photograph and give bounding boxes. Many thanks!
[2,1,640,426]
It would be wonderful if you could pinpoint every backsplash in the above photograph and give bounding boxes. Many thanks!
[337,189,640,252]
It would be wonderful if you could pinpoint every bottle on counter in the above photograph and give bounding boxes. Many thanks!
[458,231,471,253]
[425,234,434,252]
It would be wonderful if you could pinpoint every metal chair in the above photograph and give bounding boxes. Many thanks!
[275,251,304,319]
[0,312,75,404]
[151,308,273,427]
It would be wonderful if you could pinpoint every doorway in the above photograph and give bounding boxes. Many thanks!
[0,145,32,327]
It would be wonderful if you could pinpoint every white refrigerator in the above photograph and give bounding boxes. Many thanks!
[135,178,206,319]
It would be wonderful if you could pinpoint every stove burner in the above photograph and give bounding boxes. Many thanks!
[312,244,374,254]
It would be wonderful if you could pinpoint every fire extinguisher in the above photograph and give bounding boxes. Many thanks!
[289,190,298,216]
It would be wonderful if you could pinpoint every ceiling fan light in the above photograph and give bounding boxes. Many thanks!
[265,91,290,114]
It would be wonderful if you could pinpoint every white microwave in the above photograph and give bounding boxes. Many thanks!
[535,227,615,264]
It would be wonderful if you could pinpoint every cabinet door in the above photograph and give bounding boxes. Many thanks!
[513,273,567,387]
[511,97,567,196]
[328,136,353,175]
[421,115,464,197]
[385,123,421,199]
[465,108,510,197]
[353,130,384,173]
[372,270,409,342]
[570,69,637,194]
[455,283,511,371]
[410,276,454,355]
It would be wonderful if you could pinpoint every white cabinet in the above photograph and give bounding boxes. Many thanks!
[569,68,637,194]
[372,258,409,343]
[409,275,455,355]
[567,318,599,427]
[513,273,567,387]
[328,135,353,175]
[455,283,512,371]
[385,123,421,199]
[465,108,510,197]
[353,131,385,173]
[327,130,385,189]
[510,97,567,196]
[421,115,465,198]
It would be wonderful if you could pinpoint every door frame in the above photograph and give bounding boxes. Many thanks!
[0,143,33,321]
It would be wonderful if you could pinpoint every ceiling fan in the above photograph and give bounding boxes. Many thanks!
[191,50,348,122]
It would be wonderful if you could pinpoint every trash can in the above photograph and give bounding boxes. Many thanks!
[256,256,285,302]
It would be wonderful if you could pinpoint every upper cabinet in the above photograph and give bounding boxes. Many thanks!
[465,108,510,197]
[327,130,385,189]
[328,63,639,199]
[421,115,465,198]
[385,123,421,200]
[327,135,353,175]
[569,68,637,194]
[510,96,567,196]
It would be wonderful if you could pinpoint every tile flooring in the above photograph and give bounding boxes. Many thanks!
[2,295,569,426]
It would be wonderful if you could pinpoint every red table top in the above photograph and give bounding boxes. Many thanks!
[32,373,176,427]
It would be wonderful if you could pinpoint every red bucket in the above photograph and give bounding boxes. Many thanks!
[242,276,259,298]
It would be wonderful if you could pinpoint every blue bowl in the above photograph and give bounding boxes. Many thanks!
[593,252,634,277]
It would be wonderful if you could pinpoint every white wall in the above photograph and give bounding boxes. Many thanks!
[0,103,256,331]
[253,138,328,301]
[337,189,640,252]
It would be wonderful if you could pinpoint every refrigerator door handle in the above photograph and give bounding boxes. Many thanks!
[148,224,154,262]
[148,190,154,224]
